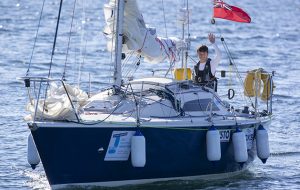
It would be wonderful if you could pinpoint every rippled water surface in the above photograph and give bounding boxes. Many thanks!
[1,0,300,189]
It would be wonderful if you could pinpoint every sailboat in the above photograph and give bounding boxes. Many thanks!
[20,0,274,189]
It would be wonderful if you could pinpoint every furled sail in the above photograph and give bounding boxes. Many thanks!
[103,0,179,63]
[25,83,88,121]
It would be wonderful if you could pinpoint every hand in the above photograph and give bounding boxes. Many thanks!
[208,33,215,44]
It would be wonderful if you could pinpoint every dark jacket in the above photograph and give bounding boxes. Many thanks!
[194,58,215,83]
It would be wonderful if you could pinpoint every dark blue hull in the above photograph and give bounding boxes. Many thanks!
[30,124,256,187]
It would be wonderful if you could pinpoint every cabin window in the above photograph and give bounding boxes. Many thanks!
[182,99,220,112]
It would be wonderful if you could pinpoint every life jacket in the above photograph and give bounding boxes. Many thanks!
[194,58,214,83]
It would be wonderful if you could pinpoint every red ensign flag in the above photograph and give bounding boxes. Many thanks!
[213,0,251,23]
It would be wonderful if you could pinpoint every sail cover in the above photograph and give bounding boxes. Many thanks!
[103,0,178,63]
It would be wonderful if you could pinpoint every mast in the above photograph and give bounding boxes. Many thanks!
[113,0,125,87]
[179,0,190,80]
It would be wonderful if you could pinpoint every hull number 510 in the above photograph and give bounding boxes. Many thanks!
[219,130,231,142]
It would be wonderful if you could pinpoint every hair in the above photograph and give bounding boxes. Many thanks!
[197,45,208,53]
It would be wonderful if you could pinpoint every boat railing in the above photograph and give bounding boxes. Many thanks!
[18,76,80,123]
[216,69,274,117]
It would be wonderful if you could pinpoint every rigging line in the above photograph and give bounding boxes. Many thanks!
[161,0,168,38]
[109,2,118,84]
[73,42,77,83]
[62,0,77,80]
[62,81,80,122]
[128,82,141,126]
[188,54,198,64]
[122,51,134,67]
[125,61,139,81]
[214,19,253,106]
[138,30,149,51]
[213,23,240,94]
[122,107,136,120]
[129,82,138,106]
[222,40,243,83]
[78,0,86,87]
[26,0,46,76]
[187,0,190,49]
[124,53,138,73]
[33,81,37,99]
[70,84,131,125]
[123,59,133,78]
[121,51,135,75]
[126,64,138,79]
[43,0,64,119]
[124,55,140,78]
[125,54,139,77]
[129,59,141,79]
[71,97,123,125]
[164,59,176,77]
[123,62,132,79]
[221,39,253,106]
[48,0,64,78]
[41,82,49,122]
[78,39,87,88]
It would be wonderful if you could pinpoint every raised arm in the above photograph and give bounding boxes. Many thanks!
[208,33,221,75]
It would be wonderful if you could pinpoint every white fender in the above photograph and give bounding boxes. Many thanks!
[27,133,40,169]
[256,125,270,164]
[232,128,248,163]
[206,127,221,161]
[131,130,146,167]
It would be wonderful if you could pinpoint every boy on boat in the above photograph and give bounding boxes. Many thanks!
[194,33,221,91]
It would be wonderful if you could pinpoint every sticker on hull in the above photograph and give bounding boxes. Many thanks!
[104,131,135,161]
